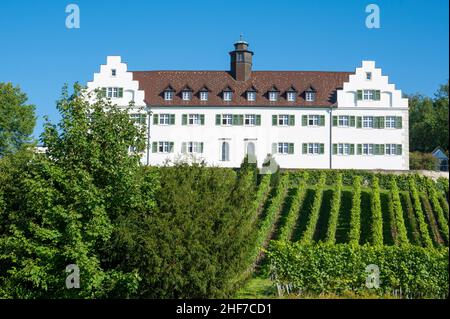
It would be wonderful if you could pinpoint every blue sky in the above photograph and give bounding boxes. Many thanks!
[0,0,448,138]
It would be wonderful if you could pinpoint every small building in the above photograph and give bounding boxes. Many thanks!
[432,147,449,171]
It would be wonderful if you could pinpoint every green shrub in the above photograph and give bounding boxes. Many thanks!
[409,152,439,170]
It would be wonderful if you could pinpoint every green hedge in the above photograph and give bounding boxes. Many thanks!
[268,241,449,298]
[349,176,362,245]
[325,173,342,244]
[390,178,409,246]
[300,173,326,244]
[371,177,383,246]
[409,177,434,248]
[426,178,449,243]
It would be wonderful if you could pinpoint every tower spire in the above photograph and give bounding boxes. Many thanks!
[229,37,253,81]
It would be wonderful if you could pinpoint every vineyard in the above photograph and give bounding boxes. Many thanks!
[241,170,449,298]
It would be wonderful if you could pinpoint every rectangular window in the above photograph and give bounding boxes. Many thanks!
[287,92,296,102]
[223,91,232,101]
[159,114,170,125]
[182,91,192,101]
[187,142,203,154]
[338,116,349,127]
[278,114,289,126]
[337,143,351,155]
[158,141,170,153]
[164,91,173,101]
[278,143,289,154]
[385,144,397,155]
[363,90,374,100]
[237,52,244,62]
[308,115,320,126]
[362,116,374,128]
[222,114,232,125]
[362,143,374,155]
[111,69,117,76]
[200,91,208,101]
[305,92,315,102]
[247,91,256,101]
[366,72,372,80]
[130,113,146,124]
[188,114,200,125]
[245,114,256,126]
[269,92,278,101]
[385,116,396,128]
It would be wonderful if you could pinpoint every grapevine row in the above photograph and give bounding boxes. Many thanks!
[426,179,449,243]
[325,173,342,244]
[300,173,326,244]
[390,178,409,246]
[348,176,362,245]
[371,176,383,246]
[408,177,434,248]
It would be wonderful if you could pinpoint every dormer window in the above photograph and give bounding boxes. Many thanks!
[164,90,174,101]
[200,91,208,101]
[305,91,316,102]
[247,91,256,101]
[111,69,117,76]
[287,92,296,102]
[269,92,278,102]
[182,90,192,101]
[366,72,372,80]
[223,87,233,102]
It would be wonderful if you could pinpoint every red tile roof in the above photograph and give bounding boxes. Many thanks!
[132,70,352,107]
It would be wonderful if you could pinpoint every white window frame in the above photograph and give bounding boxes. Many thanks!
[308,143,320,155]
[200,91,208,101]
[278,142,289,154]
[269,92,278,102]
[182,91,192,101]
[237,52,244,62]
[221,141,230,161]
[223,91,232,101]
[305,91,316,102]
[278,114,289,126]
[337,143,350,155]
[308,115,320,126]
[159,114,170,125]
[338,116,349,127]
[363,89,374,101]
[164,90,173,101]
[158,141,170,153]
[245,114,256,126]
[287,92,296,102]
[222,114,232,125]
[188,114,200,125]
[362,116,374,128]
[362,143,374,155]
[187,142,202,154]
[385,116,396,129]
[247,91,256,101]
[386,144,397,155]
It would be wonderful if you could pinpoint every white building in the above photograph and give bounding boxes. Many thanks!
[87,39,409,170]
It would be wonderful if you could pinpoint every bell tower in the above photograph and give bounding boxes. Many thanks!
[229,35,253,81]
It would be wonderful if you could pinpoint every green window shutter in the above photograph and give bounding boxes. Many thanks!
[396,117,402,129]
[152,142,157,153]
[288,143,294,154]
[256,115,261,126]
[350,144,355,155]
[153,114,159,125]
[356,116,362,128]
[302,115,308,126]
[200,114,205,125]
[333,116,337,126]
[272,143,277,154]
[319,144,325,154]
[169,142,174,153]
[319,115,325,126]
[170,114,175,125]
[379,144,385,155]
[374,117,379,129]
[181,142,186,153]
[302,143,307,154]
[350,116,356,127]
[238,115,244,125]
[182,114,187,125]
[216,114,221,125]
[200,142,204,153]
[233,114,238,125]
[378,116,384,129]
[118,88,123,98]
[357,90,363,100]
[397,144,402,155]
[357,144,362,155]
[289,115,295,126]
[374,144,379,155]
[333,144,337,155]
[374,90,380,101]
[101,87,106,97]
[272,115,277,126]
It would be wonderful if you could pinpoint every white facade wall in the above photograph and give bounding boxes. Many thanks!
[86,57,409,170]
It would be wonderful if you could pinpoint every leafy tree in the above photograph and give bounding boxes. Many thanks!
[0,83,36,156]
[0,84,155,298]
